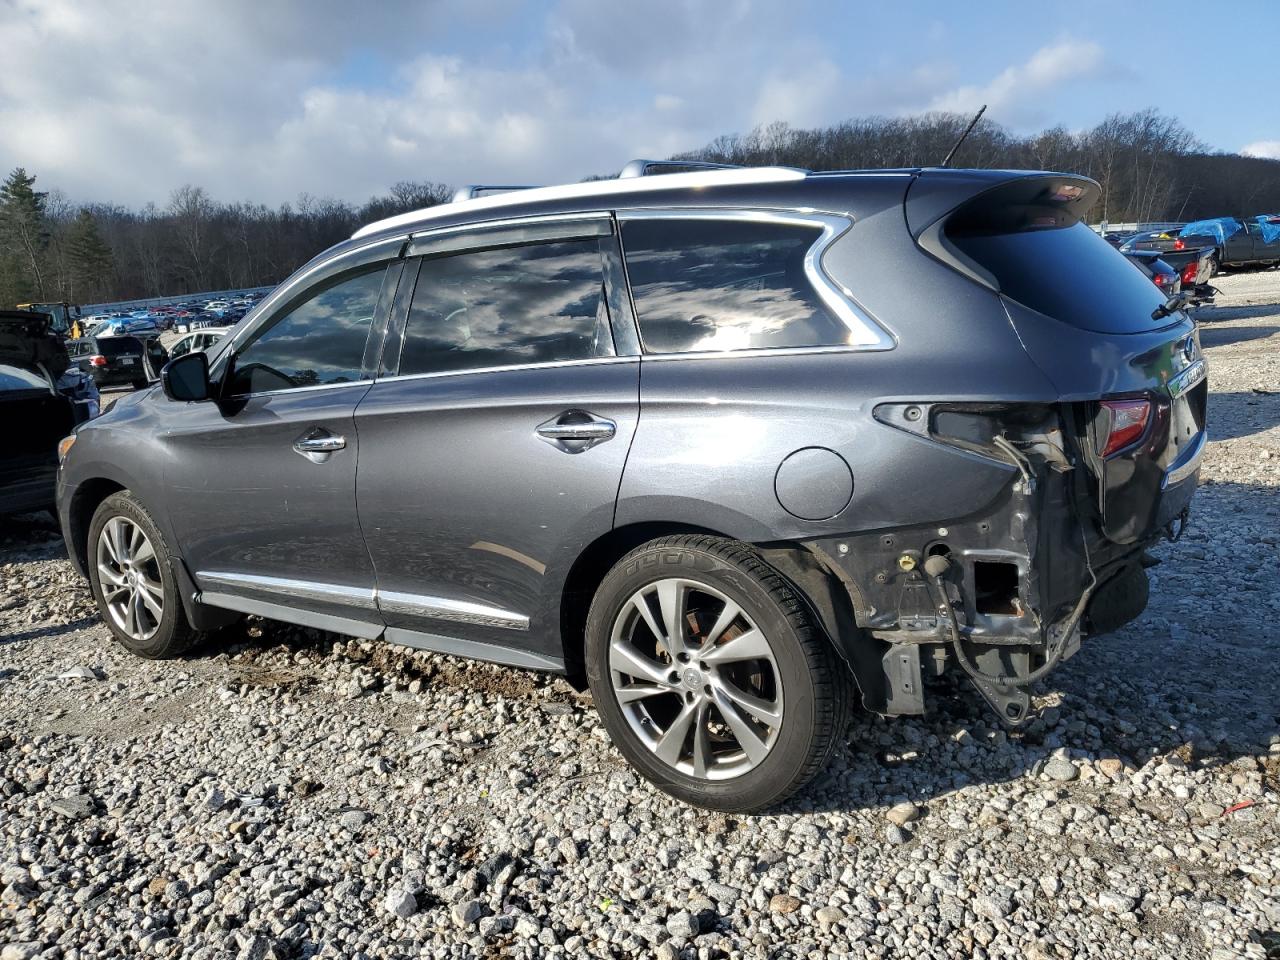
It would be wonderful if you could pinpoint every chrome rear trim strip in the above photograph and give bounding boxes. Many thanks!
[195,571,529,632]
[378,590,529,631]
[197,571,378,609]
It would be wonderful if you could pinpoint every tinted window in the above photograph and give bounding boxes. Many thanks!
[96,337,143,356]
[399,238,614,376]
[948,220,1167,334]
[621,219,847,353]
[228,266,385,394]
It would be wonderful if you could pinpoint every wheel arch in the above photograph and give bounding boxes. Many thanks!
[558,521,734,685]
[558,523,872,700]
[65,477,127,577]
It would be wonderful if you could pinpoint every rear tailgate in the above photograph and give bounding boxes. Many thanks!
[911,172,1206,545]
[96,336,146,372]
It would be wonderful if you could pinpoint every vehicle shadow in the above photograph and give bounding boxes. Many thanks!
[1207,390,1280,441]
[1198,322,1280,347]
[0,617,100,647]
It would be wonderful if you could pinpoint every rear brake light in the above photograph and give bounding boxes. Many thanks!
[1181,261,1198,285]
[89,354,107,367]
[1174,239,1185,250]
[1099,399,1151,457]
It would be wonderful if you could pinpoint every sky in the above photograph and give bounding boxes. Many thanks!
[1,0,1277,209]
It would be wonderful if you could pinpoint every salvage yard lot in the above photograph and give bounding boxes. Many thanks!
[2,273,1278,959]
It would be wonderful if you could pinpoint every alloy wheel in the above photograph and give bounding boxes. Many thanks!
[96,516,164,642]
[608,578,783,780]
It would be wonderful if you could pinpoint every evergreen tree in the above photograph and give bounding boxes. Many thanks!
[65,210,115,301]
[0,168,50,301]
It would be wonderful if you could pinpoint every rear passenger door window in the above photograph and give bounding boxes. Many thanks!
[397,237,616,377]
[619,218,849,353]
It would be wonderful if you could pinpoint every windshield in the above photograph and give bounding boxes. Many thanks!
[948,220,1169,334]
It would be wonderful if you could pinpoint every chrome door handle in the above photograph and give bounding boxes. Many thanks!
[293,430,346,463]
[536,421,616,441]
[536,412,616,452]
[295,435,346,452]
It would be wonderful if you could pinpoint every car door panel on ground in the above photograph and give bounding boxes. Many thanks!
[163,261,397,635]
[355,217,640,667]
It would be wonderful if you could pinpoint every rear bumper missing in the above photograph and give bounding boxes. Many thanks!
[805,459,1190,724]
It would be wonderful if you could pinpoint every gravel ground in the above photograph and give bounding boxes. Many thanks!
[2,272,1278,960]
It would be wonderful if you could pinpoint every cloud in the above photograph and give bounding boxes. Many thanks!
[0,4,1130,209]
[927,39,1106,123]
[1242,140,1280,160]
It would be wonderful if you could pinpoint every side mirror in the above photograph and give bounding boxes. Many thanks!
[161,351,212,402]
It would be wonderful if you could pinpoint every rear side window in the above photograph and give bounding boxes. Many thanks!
[947,218,1166,334]
[398,238,614,377]
[620,219,847,353]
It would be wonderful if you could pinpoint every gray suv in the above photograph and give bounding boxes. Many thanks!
[56,162,1206,811]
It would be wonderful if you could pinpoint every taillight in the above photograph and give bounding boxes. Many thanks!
[89,354,107,367]
[1098,399,1151,457]
[1181,261,1198,285]
[1153,273,1175,291]
[1173,239,1184,250]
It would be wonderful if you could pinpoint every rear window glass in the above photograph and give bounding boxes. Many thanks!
[95,337,143,356]
[948,220,1167,334]
[621,219,848,353]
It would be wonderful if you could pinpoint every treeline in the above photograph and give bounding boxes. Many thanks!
[677,109,1280,225]
[3,108,1279,308]
[0,174,450,308]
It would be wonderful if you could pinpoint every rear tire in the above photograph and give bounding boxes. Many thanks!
[585,535,851,811]
[87,491,197,659]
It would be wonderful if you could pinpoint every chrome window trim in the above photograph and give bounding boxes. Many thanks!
[616,207,896,353]
[373,355,635,386]
[379,590,529,632]
[215,379,375,401]
[641,343,887,363]
[406,211,613,253]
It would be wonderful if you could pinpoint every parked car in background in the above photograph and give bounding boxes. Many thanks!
[167,327,230,359]
[66,335,152,389]
[1123,251,1180,297]
[57,164,1206,811]
[1178,216,1280,272]
[95,316,161,338]
[1,310,98,514]
[1118,229,1184,255]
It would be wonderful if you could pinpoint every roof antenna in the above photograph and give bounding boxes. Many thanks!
[939,104,987,168]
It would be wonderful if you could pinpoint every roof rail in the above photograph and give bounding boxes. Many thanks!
[618,159,743,179]
[450,185,541,203]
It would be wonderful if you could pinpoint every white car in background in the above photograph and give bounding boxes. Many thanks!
[166,327,230,360]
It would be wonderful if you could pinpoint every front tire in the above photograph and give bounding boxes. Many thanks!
[87,491,197,658]
[585,535,851,811]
